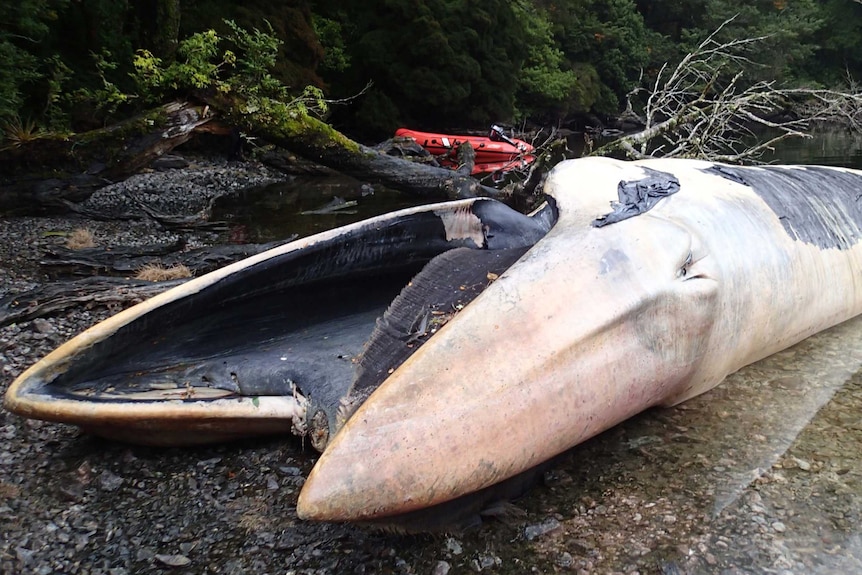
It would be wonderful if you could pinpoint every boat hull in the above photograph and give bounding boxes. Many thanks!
[394,128,534,164]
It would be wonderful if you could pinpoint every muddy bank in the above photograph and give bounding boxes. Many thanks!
[1,158,861,574]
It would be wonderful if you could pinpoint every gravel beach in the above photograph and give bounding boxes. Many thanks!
[2,158,861,574]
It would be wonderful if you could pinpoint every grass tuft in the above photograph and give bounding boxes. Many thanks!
[66,228,97,250]
[134,262,193,282]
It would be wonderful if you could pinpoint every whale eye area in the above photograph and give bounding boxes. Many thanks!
[677,248,708,281]
[677,251,693,278]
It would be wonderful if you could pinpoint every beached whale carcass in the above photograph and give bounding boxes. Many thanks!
[6,157,862,529]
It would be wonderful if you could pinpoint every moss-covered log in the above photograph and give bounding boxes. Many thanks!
[0,102,214,216]
[205,94,503,201]
[264,115,502,199]
[1,94,506,217]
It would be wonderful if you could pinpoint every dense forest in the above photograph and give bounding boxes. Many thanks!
[2,0,861,142]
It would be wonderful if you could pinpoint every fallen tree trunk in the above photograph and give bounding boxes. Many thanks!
[2,95,511,218]
[0,101,215,215]
[204,94,504,201]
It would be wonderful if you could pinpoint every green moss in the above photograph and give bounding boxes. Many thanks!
[262,111,360,154]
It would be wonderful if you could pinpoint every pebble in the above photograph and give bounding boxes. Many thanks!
[445,537,463,555]
[524,517,561,541]
[772,521,787,533]
[154,553,191,567]
[99,470,124,492]
[81,160,286,218]
[31,319,53,334]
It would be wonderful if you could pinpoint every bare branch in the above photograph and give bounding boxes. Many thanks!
[594,16,862,163]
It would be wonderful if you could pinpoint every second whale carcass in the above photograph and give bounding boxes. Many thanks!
[6,157,862,529]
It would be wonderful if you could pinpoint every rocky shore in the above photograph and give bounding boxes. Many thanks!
[2,157,861,574]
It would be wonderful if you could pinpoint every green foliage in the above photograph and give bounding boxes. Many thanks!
[311,15,350,74]
[180,0,324,89]
[68,50,133,116]
[313,0,528,135]
[0,0,140,129]
[172,29,224,88]
[807,0,862,86]
[132,20,324,129]
[133,23,275,99]
[569,62,603,115]
[0,39,40,123]
[513,3,580,121]
[351,88,401,137]
[1,0,859,140]
[547,0,660,114]
[638,0,839,87]
[41,55,72,129]
[677,0,825,84]
[0,0,65,123]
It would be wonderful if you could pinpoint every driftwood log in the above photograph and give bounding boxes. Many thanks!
[1,238,294,327]
[40,238,292,278]
[0,277,188,328]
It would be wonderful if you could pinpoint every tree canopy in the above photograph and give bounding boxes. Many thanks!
[1,0,861,141]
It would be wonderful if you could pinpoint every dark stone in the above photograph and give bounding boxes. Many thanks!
[151,155,189,170]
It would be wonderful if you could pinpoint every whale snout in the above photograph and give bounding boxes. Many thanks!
[297,215,721,524]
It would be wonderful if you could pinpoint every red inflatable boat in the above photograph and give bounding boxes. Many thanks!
[395,126,535,176]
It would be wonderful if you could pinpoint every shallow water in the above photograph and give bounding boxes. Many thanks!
[515,313,862,573]
[210,174,422,243]
[766,128,862,169]
[213,129,862,244]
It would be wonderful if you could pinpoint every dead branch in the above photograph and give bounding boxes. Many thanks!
[39,238,291,278]
[593,17,862,163]
[0,102,216,215]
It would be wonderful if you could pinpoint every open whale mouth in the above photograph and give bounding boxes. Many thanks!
[5,196,556,449]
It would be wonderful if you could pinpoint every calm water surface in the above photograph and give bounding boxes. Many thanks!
[213,129,862,243]
[766,128,862,168]
[211,130,862,572]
